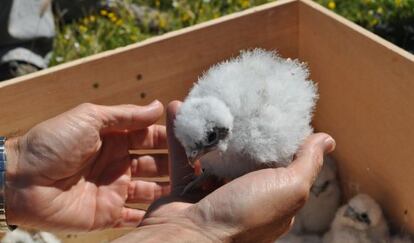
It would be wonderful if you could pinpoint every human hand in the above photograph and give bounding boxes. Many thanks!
[5,101,170,231]
[113,101,336,243]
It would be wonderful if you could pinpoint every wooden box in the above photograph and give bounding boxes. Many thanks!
[0,0,413,241]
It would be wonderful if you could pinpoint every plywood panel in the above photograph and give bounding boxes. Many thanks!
[299,0,414,233]
[0,0,298,138]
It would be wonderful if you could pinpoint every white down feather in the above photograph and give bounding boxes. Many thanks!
[174,49,318,178]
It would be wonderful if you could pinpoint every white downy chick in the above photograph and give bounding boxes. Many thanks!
[292,155,341,235]
[1,229,60,243]
[174,49,317,180]
[32,232,61,243]
[1,229,34,243]
[323,194,390,243]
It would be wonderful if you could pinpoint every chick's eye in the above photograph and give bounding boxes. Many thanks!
[206,130,218,145]
[361,213,368,219]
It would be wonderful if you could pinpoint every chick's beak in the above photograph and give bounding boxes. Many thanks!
[187,150,203,168]
[310,185,323,197]
[344,206,357,219]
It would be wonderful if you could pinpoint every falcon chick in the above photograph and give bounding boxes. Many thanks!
[174,49,317,182]
[292,155,341,235]
[323,194,390,243]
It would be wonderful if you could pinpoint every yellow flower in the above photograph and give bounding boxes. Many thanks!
[116,19,123,26]
[328,1,336,10]
[376,7,384,14]
[100,9,108,16]
[89,15,96,22]
[79,25,88,32]
[395,0,402,7]
[130,35,138,41]
[108,13,118,23]
[159,17,167,29]
[181,12,190,22]
[370,18,379,26]
[213,12,220,19]
[108,12,116,19]
[82,17,89,25]
[240,0,250,8]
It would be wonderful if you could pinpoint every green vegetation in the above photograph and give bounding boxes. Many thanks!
[50,0,414,66]
[316,0,414,53]
[50,0,274,66]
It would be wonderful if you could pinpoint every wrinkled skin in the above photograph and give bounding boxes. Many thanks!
[5,101,171,231]
[113,101,336,243]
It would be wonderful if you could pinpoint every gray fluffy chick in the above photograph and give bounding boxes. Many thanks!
[174,49,317,181]
[1,229,61,243]
[323,194,390,243]
[292,155,341,235]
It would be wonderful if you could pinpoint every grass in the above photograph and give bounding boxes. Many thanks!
[50,0,274,66]
[49,0,414,66]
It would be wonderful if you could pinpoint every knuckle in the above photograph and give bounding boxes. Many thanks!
[79,102,95,110]
[75,103,103,126]
[78,103,99,115]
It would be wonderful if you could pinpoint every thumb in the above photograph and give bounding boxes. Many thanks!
[166,101,195,195]
[82,100,164,133]
[288,133,336,190]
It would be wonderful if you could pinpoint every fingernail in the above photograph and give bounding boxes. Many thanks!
[148,100,160,107]
[323,136,335,153]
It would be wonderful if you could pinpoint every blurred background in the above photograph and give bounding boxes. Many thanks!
[0,0,413,81]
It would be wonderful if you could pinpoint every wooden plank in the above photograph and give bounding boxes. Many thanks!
[0,0,298,138]
[299,0,414,233]
[57,229,133,243]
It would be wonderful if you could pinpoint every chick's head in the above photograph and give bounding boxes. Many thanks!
[341,194,384,231]
[310,156,337,197]
[174,96,233,166]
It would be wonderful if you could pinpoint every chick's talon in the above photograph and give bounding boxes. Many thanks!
[181,170,211,196]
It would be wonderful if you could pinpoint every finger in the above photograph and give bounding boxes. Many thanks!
[95,100,164,133]
[288,133,336,189]
[114,207,146,228]
[167,101,195,194]
[127,180,170,203]
[128,125,167,149]
[131,154,169,177]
